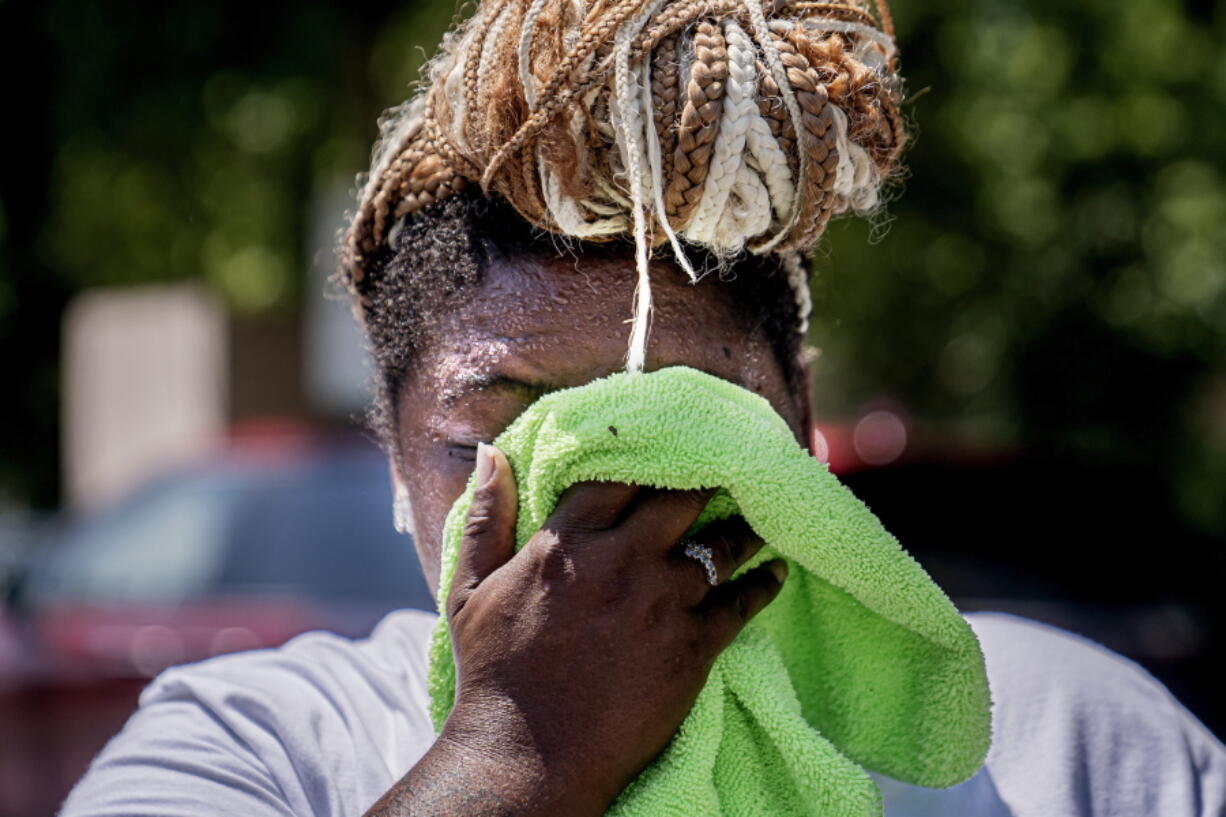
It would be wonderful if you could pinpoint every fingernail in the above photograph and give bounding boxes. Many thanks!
[474,442,496,488]
[768,559,788,584]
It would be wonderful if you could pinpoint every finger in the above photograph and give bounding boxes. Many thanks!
[449,443,518,618]
[547,481,641,535]
[698,559,788,650]
[617,487,716,554]
[686,516,765,584]
[670,517,764,599]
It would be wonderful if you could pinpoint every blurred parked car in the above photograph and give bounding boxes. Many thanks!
[0,429,432,817]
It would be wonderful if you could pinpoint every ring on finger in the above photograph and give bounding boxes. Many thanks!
[680,539,719,586]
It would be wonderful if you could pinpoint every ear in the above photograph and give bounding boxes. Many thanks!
[389,462,416,536]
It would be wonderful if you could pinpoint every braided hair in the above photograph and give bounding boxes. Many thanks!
[342,0,907,429]
[361,185,812,445]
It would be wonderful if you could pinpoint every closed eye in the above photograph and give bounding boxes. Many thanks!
[446,443,480,462]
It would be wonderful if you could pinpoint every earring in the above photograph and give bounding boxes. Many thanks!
[393,484,415,536]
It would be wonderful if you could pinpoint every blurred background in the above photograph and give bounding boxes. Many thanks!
[0,0,1222,815]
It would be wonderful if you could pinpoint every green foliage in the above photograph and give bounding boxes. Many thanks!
[38,0,455,315]
[810,0,1225,534]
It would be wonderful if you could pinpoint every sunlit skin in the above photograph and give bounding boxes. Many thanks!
[367,252,815,817]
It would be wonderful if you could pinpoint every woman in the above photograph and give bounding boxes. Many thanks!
[62,0,1224,815]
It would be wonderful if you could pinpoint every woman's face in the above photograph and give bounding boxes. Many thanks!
[394,251,809,596]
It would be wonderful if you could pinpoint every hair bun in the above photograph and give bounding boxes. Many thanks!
[345,0,906,370]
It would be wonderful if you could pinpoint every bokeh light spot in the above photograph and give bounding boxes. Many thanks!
[210,627,262,656]
[853,410,908,466]
[130,625,184,677]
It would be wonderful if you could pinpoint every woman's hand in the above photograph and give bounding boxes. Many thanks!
[427,442,788,816]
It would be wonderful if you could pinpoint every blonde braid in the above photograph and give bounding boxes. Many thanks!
[663,20,728,230]
[649,34,681,198]
[772,31,839,252]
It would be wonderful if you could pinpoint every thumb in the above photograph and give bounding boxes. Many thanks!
[448,442,518,618]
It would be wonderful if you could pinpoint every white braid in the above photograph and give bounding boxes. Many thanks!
[682,19,758,250]
[716,163,772,242]
[518,0,552,110]
[613,0,671,374]
[781,250,813,336]
[743,98,795,225]
[437,26,475,152]
[581,196,625,216]
[828,104,881,214]
[477,3,515,111]
[715,21,780,245]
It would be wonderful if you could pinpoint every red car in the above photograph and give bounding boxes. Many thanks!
[0,434,432,817]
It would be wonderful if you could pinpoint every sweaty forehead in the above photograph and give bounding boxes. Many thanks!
[402,252,802,433]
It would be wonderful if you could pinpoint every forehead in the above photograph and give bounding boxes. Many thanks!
[400,251,801,431]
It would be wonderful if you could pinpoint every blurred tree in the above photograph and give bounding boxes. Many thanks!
[38,0,438,313]
[0,0,456,506]
[810,0,1225,537]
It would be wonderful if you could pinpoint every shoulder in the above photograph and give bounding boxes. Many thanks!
[138,607,439,751]
[61,609,440,817]
[140,607,442,777]
[141,606,439,709]
[966,612,1226,816]
[966,611,1218,744]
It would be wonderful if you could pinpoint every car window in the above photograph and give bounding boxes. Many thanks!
[31,473,244,604]
[218,453,432,608]
[27,451,433,612]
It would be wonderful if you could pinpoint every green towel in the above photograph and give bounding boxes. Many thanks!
[428,365,991,816]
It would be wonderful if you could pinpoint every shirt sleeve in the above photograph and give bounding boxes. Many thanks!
[58,690,298,817]
[967,612,1226,817]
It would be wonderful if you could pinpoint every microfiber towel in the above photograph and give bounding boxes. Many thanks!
[428,365,991,817]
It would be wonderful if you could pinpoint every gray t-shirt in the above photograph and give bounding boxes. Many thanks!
[60,611,1226,817]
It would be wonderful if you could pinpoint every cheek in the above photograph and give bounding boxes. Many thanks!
[398,433,480,598]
